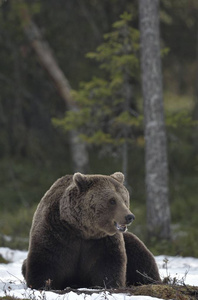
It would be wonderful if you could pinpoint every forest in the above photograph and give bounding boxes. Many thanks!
[0,0,198,257]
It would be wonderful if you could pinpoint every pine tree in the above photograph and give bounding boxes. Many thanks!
[53,12,141,181]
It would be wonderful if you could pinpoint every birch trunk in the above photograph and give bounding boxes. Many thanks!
[19,6,88,173]
[139,0,171,239]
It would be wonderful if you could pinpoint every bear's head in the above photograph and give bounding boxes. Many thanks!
[60,172,135,239]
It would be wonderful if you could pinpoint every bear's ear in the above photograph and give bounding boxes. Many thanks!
[73,172,89,192]
[110,172,125,184]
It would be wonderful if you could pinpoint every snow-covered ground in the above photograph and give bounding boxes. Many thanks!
[0,247,198,300]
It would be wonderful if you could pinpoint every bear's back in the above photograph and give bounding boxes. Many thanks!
[41,175,73,206]
[30,175,73,239]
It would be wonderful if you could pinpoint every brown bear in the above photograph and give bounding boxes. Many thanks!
[22,172,161,290]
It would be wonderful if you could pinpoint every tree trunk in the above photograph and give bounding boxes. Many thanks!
[138,0,171,239]
[18,4,88,173]
[193,25,198,152]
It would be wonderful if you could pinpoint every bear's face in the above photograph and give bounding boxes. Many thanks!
[60,172,135,239]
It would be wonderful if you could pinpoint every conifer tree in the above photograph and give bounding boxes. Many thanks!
[53,12,141,182]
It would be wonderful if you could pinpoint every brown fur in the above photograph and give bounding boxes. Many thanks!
[22,172,161,290]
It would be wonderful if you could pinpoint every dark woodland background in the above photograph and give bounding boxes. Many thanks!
[0,0,198,256]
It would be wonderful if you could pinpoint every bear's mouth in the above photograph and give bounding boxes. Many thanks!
[114,222,127,232]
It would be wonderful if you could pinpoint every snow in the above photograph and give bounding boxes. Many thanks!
[0,247,198,300]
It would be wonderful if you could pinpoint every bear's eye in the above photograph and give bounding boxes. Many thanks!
[109,198,116,205]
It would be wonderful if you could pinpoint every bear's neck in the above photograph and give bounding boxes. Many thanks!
[60,214,108,240]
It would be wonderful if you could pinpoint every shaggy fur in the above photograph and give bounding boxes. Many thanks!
[22,172,161,290]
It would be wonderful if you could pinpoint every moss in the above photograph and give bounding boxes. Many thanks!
[129,284,197,300]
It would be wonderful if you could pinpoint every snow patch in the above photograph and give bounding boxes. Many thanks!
[0,248,198,300]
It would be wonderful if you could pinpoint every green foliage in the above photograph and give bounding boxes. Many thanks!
[53,12,141,153]
[79,131,114,146]
[86,11,140,89]
[166,111,198,129]
[87,12,139,78]
[115,111,143,127]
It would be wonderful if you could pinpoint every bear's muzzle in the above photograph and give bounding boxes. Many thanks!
[114,213,135,232]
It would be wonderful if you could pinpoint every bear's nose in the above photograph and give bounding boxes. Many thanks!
[125,214,135,224]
